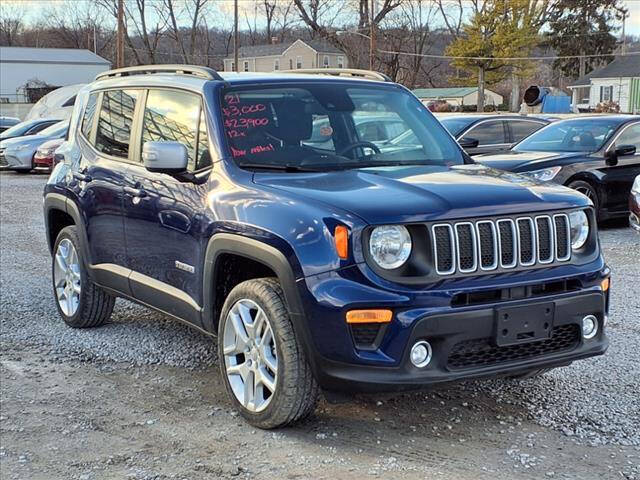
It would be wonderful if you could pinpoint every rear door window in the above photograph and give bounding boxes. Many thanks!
[463,121,506,145]
[95,89,139,159]
[510,121,545,143]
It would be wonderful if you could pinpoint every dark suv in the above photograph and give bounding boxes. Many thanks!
[44,66,609,429]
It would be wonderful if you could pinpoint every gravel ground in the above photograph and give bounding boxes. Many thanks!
[1,171,639,479]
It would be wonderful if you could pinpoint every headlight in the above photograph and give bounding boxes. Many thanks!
[39,147,56,156]
[632,176,640,195]
[369,225,412,269]
[522,166,562,182]
[568,210,589,250]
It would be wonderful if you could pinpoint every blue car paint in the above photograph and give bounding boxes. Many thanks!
[45,74,609,392]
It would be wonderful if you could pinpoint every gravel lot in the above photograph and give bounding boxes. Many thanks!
[1,171,639,479]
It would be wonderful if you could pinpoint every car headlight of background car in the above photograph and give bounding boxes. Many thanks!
[369,225,412,269]
[568,210,589,250]
[38,147,57,156]
[522,166,562,182]
[632,176,640,200]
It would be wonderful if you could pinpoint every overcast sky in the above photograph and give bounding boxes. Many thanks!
[7,0,640,36]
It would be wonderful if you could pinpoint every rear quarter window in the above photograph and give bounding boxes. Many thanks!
[81,93,98,139]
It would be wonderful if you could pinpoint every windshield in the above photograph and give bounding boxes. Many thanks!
[221,84,463,171]
[39,121,68,138]
[0,121,36,139]
[514,118,621,153]
[440,117,476,137]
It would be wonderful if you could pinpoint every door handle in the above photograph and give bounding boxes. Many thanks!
[73,172,92,182]
[124,186,147,198]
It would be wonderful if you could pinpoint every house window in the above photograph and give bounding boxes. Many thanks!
[274,59,279,71]
[600,85,613,102]
[289,58,293,69]
[323,55,329,68]
[230,62,234,71]
[337,56,344,68]
[296,56,302,69]
[243,61,249,72]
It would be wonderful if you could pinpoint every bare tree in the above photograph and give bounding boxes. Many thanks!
[0,2,25,46]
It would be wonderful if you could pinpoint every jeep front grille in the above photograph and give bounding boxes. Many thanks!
[432,214,571,276]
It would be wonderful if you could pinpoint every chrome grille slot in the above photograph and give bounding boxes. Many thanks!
[497,219,517,268]
[432,224,455,275]
[535,216,554,264]
[516,218,536,266]
[430,212,572,276]
[476,221,497,270]
[455,222,477,273]
[554,214,570,261]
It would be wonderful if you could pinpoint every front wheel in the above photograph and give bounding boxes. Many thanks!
[218,278,319,429]
[568,180,600,220]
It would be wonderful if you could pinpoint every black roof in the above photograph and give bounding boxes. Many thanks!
[230,39,344,59]
[570,55,640,86]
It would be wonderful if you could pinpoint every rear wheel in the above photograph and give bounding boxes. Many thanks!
[218,278,319,429]
[52,226,115,328]
[568,180,599,220]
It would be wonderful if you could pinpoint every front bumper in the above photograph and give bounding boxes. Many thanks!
[296,262,609,393]
[313,291,607,392]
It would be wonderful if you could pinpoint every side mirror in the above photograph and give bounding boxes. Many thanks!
[459,137,479,149]
[142,141,188,174]
[605,144,636,166]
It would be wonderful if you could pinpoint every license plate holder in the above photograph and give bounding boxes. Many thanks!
[495,302,554,347]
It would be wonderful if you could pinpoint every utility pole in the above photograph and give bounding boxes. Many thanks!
[234,0,239,72]
[622,10,626,55]
[93,24,97,54]
[116,0,124,68]
[369,0,375,71]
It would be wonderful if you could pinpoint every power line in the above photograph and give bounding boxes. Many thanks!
[375,48,640,61]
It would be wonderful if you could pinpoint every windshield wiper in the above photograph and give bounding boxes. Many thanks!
[238,163,320,172]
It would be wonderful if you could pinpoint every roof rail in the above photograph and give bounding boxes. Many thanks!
[280,68,391,82]
[95,64,224,81]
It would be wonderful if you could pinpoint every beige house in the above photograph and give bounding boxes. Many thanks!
[223,39,347,73]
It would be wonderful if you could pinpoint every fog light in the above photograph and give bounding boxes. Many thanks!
[410,340,432,368]
[582,315,598,339]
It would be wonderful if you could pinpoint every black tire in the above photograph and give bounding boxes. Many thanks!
[52,226,115,328]
[217,278,319,429]
[568,180,600,220]
[507,368,550,380]
[13,169,32,174]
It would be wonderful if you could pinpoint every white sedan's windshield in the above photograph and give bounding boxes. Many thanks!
[514,119,621,153]
[221,84,464,171]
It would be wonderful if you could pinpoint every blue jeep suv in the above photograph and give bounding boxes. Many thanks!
[44,65,609,429]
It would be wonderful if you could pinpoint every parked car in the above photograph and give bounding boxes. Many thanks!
[0,118,62,141]
[24,84,84,122]
[630,175,640,232]
[0,116,20,133]
[46,66,609,429]
[33,138,65,170]
[475,116,640,222]
[0,121,68,172]
[439,115,550,156]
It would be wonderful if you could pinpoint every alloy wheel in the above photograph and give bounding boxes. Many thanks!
[53,239,81,316]
[223,299,278,412]
[575,186,595,202]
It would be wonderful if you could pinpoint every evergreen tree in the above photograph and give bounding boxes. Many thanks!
[546,0,625,79]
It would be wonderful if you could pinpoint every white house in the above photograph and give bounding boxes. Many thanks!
[0,47,111,103]
[223,39,347,73]
[567,55,640,114]
[411,87,504,108]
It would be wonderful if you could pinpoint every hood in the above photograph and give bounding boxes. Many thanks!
[0,135,48,150]
[474,150,586,172]
[254,164,588,224]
